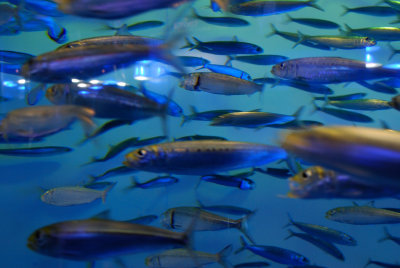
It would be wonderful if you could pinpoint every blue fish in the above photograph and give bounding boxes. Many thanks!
[0,146,72,156]
[127,176,179,189]
[178,56,210,67]
[198,63,252,80]
[139,86,183,117]
[199,171,255,190]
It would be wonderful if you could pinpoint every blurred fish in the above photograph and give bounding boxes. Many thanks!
[285,229,344,261]
[234,262,270,267]
[272,57,400,84]
[0,50,34,64]
[180,72,263,95]
[357,80,398,95]
[379,227,400,246]
[27,219,191,260]
[145,245,232,268]
[341,5,399,16]
[313,102,374,122]
[177,56,210,67]
[139,86,183,117]
[0,146,72,156]
[192,10,249,27]
[235,236,310,266]
[123,140,287,175]
[254,167,292,179]
[79,119,133,145]
[104,21,164,33]
[161,206,254,242]
[288,166,400,199]
[294,32,376,49]
[342,24,400,41]
[89,165,138,182]
[226,54,288,66]
[199,172,255,190]
[0,105,95,139]
[181,106,241,126]
[197,63,252,80]
[281,126,400,189]
[197,200,255,216]
[41,183,115,206]
[285,214,356,245]
[53,0,193,19]
[313,93,367,101]
[182,36,263,55]
[174,134,228,141]
[263,119,324,129]
[365,259,400,268]
[0,3,20,25]
[254,77,334,95]
[126,175,179,189]
[327,99,391,111]
[376,77,400,88]
[284,14,340,29]
[326,204,400,225]
[228,0,323,16]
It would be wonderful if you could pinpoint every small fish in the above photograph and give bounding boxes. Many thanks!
[285,214,357,246]
[235,236,310,266]
[0,50,34,64]
[127,215,158,225]
[357,81,398,94]
[89,165,138,182]
[197,200,255,216]
[181,106,241,126]
[342,5,400,16]
[161,206,253,242]
[254,167,292,179]
[313,102,374,122]
[285,14,340,29]
[174,134,227,141]
[199,173,255,190]
[379,227,400,246]
[127,176,179,190]
[41,183,115,206]
[342,24,400,41]
[182,36,263,55]
[145,245,232,268]
[254,77,334,95]
[84,181,115,190]
[365,259,400,268]
[234,262,270,268]
[226,54,288,66]
[123,140,287,175]
[104,20,164,33]
[0,105,95,139]
[285,229,344,261]
[0,146,72,156]
[197,63,252,80]
[228,0,323,16]
[326,204,400,225]
[27,218,191,260]
[192,10,249,27]
[180,72,263,95]
[177,56,210,67]
[313,93,367,101]
[79,119,133,145]
[327,98,392,111]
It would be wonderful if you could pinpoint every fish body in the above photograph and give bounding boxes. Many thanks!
[343,25,400,41]
[313,93,367,101]
[385,0,400,11]
[285,14,339,29]
[281,126,400,189]
[295,33,376,49]
[129,176,179,189]
[200,174,255,190]
[0,105,94,139]
[145,245,232,268]
[0,146,72,156]
[328,99,391,111]
[358,81,398,94]
[198,202,254,216]
[181,107,241,126]
[272,57,400,84]
[210,111,296,128]
[199,63,252,80]
[41,184,115,206]
[46,83,166,120]
[285,230,344,261]
[193,10,249,27]
[314,104,374,122]
[342,5,399,16]
[89,165,137,182]
[229,0,323,16]
[227,54,288,65]
[123,140,287,175]
[178,56,210,67]
[183,37,263,55]
[326,205,400,225]
[27,219,189,260]
[254,77,334,95]
[106,21,164,32]
[180,72,263,95]
[88,137,140,164]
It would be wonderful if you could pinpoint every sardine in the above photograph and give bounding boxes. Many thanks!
[285,14,340,29]
[198,63,252,80]
[181,106,241,126]
[0,146,72,156]
[178,56,210,67]
[365,259,400,268]
[127,175,179,189]
[327,98,392,111]
[192,10,249,27]
[341,5,399,17]
[89,165,138,182]
[313,93,367,101]
[357,80,398,95]
[78,119,133,145]
[226,54,288,66]
[343,24,400,41]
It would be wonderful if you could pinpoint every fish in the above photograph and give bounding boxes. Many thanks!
[210,107,302,128]
[294,32,376,50]
[27,218,191,260]
[356,81,398,94]
[341,5,400,16]
[378,227,400,246]
[89,165,138,182]
[254,77,334,95]
[235,236,310,266]
[139,86,183,117]
[161,206,253,242]
[365,259,400,268]
[53,0,192,19]
[234,262,271,267]
[228,0,323,16]
[182,36,263,55]
[180,72,263,95]
[123,140,287,175]
[254,167,292,179]
[376,77,400,88]
[284,14,340,29]
[326,204,400,225]
[145,245,232,268]
[84,181,116,190]
[126,175,179,189]
[181,106,241,126]
[285,229,344,261]
[385,0,400,11]
[281,126,400,189]
[197,200,255,216]
[0,105,95,139]
[287,166,400,199]
[226,54,288,66]
[174,134,228,141]
[199,173,255,190]
[313,93,367,101]
[0,50,34,64]
[127,215,159,225]
[327,98,392,111]
[342,24,400,41]
[197,63,252,80]
[104,21,164,33]
[192,10,249,27]
[40,183,115,206]
[177,56,210,67]
[78,119,133,145]
[6,0,63,17]
[0,146,72,156]
[46,83,168,120]
[271,57,400,84]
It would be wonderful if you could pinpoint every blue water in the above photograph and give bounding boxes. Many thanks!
[0,0,399,267]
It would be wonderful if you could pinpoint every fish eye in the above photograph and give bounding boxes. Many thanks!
[256,47,262,52]
[301,170,312,179]
[365,37,369,41]
[136,149,147,158]
[280,62,285,68]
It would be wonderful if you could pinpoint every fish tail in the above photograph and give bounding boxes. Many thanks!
[343,24,352,34]
[80,157,98,167]
[157,41,186,74]
[388,43,397,61]
[101,182,116,203]
[224,55,234,66]
[284,212,295,228]
[234,236,249,254]
[181,37,195,49]
[237,213,255,244]
[87,175,97,184]
[293,31,305,49]
[127,176,139,190]
[309,0,324,11]
[180,115,189,126]
[364,258,373,268]
[74,107,96,138]
[284,14,293,24]
[284,229,295,240]
[266,23,278,38]
[47,25,68,44]
[310,100,322,115]
[217,244,233,268]
[390,14,400,24]
[378,227,393,243]
[190,36,202,51]
[340,5,349,16]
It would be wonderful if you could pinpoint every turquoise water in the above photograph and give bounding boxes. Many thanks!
[0,0,400,267]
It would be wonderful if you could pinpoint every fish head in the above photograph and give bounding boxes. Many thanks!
[27,226,57,256]
[340,233,357,246]
[271,60,295,80]
[40,190,53,204]
[362,37,376,47]
[253,45,263,54]
[123,145,161,170]
[288,166,331,198]
[179,73,200,91]
[325,207,342,220]
[46,84,69,104]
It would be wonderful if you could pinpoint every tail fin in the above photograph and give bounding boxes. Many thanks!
[125,177,140,191]
[293,31,306,48]
[114,24,132,36]
[341,5,349,16]
[284,212,295,228]
[309,0,324,11]
[266,23,278,38]
[388,43,398,61]
[26,83,46,105]
[217,245,233,268]
[364,258,373,268]
[343,24,353,34]
[225,55,234,66]
[181,37,195,49]
[284,229,296,240]
[101,182,116,203]
[237,213,255,244]
[284,14,293,24]
[378,227,393,243]
[234,236,249,254]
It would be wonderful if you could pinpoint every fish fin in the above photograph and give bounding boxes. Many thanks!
[224,55,234,66]
[234,236,249,254]
[309,0,324,11]
[364,258,373,268]
[293,31,305,49]
[340,5,349,16]
[310,100,322,115]
[378,227,393,243]
[284,212,295,228]
[181,37,195,49]
[90,209,111,220]
[101,182,116,203]
[284,229,295,240]
[352,201,360,206]
[189,105,198,115]
[26,83,46,105]
[195,63,207,71]
[190,36,202,50]
[266,23,278,38]
[285,156,303,176]
[128,176,139,190]
[180,114,190,126]
[217,244,233,268]
[232,36,239,42]
[114,24,132,36]
[238,213,255,244]
[388,43,397,61]
[292,106,304,119]
[284,14,293,24]
[47,24,68,44]
[80,157,100,167]
[343,24,352,34]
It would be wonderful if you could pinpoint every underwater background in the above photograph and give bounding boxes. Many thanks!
[1,0,400,267]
